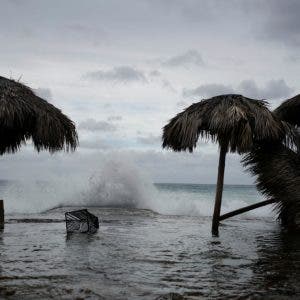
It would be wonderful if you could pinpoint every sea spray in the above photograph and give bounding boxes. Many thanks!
[0,155,156,214]
[1,178,86,214]
[83,157,155,209]
[0,155,273,218]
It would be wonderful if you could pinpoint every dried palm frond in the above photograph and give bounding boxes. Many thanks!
[243,143,300,229]
[0,76,78,154]
[274,94,300,127]
[163,94,289,154]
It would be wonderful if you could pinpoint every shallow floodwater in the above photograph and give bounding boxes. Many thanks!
[1,206,300,299]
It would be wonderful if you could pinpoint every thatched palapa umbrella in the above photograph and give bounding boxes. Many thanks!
[162,94,290,235]
[0,76,78,154]
[0,76,78,228]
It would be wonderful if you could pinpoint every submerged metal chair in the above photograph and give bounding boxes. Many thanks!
[65,209,99,234]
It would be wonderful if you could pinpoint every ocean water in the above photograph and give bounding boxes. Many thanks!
[0,181,269,218]
[0,163,299,299]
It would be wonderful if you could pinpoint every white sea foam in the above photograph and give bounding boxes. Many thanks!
[1,155,273,218]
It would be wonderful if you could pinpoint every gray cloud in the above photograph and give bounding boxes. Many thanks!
[161,79,176,92]
[84,65,175,91]
[0,147,253,185]
[162,50,204,68]
[34,88,52,100]
[79,118,117,132]
[258,0,300,46]
[107,115,123,122]
[285,54,300,63]
[0,0,299,185]
[161,1,300,48]
[137,134,161,145]
[148,70,161,77]
[176,100,188,107]
[84,66,147,83]
[79,139,110,150]
[66,23,108,46]
[183,83,234,98]
[147,69,175,92]
[132,149,250,184]
[183,79,293,100]
[238,79,293,100]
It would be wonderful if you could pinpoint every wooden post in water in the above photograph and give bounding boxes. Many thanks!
[211,143,227,236]
[0,200,4,229]
[219,199,276,221]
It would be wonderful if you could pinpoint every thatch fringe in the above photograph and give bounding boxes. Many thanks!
[0,76,78,154]
[274,94,300,127]
[162,94,289,154]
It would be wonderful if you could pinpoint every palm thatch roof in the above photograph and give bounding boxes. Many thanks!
[274,94,300,127]
[0,76,78,154]
[163,94,290,154]
[243,143,300,229]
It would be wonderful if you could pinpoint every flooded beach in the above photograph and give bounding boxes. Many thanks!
[1,1,300,299]
[1,204,299,299]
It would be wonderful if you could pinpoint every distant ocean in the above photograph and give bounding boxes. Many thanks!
[0,179,269,217]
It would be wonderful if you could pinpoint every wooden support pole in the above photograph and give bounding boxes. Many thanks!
[219,199,276,221]
[211,144,227,236]
[0,200,4,229]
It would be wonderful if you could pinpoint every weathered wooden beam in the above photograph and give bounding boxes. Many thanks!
[211,144,227,236]
[0,200,4,229]
[219,199,276,221]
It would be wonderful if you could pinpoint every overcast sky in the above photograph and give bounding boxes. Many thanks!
[0,0,299,184]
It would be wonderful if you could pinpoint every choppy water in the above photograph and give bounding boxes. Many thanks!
[0,181,299,299]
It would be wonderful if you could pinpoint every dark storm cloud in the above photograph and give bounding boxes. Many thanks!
[156,0,300,48]
[2,0,298,57]
[257,0,300,46]
[183,79,293,100]
[161,50,204,68]
[79,118,117,132]
[84,66,147,83]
